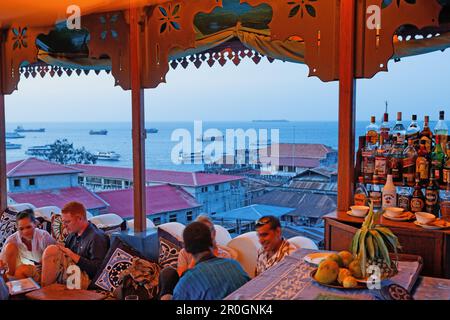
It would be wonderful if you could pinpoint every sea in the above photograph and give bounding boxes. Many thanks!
[5,121,438,172]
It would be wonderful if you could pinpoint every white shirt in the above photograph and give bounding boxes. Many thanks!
[2,228,55,267]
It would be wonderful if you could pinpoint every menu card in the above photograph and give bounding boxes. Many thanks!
[6,277,41,295]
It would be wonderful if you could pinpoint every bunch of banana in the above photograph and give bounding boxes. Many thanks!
[350,202,402,278]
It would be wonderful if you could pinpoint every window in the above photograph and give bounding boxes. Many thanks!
[169,213,177,222]
[153,217,161,226]
[215,185,219,191]
[28,178,36,186]
[186,211,193,222]
[13,179,21,187]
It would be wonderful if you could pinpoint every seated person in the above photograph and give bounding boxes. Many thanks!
[177,215,235,276]
[171,222,250,300]
[0,209,55,282]
[255,215,297,277]
[41,201,109,289]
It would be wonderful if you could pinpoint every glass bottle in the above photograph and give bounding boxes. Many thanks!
[380,112,391,149]
[398,177,412,211]
[444,144,450,185]
[416,140,430,186]
[425,171,440,216]
[431,135,445,185]
[434,110,448,154]
[392,112,406,146]
[411,174,425,213]
[406,114,421,149]
[389,136,403,183]
[369,180,382,210]
[362,130,376,184]
[354,176,369,206]
[375,136,389,184]
[382,174,397,209]
[366,116,380,147]
[441,180,450,222]
[402,139,417,186]
[419,115,433,154]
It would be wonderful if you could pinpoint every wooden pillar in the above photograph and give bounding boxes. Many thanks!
[130,6,147,232]
[337,0,357,212]
[0,33,7,212]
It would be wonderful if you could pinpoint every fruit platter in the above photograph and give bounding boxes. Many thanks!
[309,203,401,290]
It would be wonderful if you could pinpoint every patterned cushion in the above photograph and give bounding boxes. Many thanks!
[158,227,184,269]
[92,237,157,293]
[0,209,18,252]
[50,214,69,243]
[96,220,128,237]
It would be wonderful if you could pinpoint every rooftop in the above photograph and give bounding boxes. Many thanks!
[7,158,83,178]
[72,164,244,187]
[8,186,109,210]
[259,143,336,159]
[96,184,202,219]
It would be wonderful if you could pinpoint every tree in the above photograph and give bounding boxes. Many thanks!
[44,139,97,165]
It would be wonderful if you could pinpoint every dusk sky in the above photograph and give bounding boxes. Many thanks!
[5,49,450,123]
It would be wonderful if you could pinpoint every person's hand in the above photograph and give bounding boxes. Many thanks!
[56,244,80,263]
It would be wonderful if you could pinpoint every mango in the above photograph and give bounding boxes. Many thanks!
[337,268,352,285]
[338,251,354,268]
[315,260,339,284]
[326,253,344,267]
[343,276,358,288]
[349,260,363,279]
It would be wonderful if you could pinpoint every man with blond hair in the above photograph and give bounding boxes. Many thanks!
[41,201,109,289]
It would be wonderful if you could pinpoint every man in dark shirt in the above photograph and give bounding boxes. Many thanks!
[41,201,109,289]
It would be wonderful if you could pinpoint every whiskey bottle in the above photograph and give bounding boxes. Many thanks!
[411,174,425,213]
[402,139,417,186]
[389,136,404,183]
[419,116,433,154]
[425,171,440,216]
[380,112,391,149]
[416,140,430,186]
[397,177,411,211]
[444,144,450,185]
[369,181,382,210]
[375,137,389,184]
[406,114,421,149]
[354,176,369,206]
[431,134,445,184]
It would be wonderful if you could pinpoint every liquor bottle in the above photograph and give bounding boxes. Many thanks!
[431,134,445,184]
[369,181,382,210]
[397,177,411,211]
[380,112,391,149]
[434,110,448,154]
[382,174,397,209]
[388,136,403,183]
[375,137,389,184]
[366,116,380,146]
[354,176,369,206]
[441,180,450,222]
[411,174,425,213]
[392,112,406,146]
[362,125,376,183]
[402,139,417,186]
[425,171,440,216]
[406,114,421,148]
[419,116,433,154]
[444,144,450,185]
[416,140,430,186]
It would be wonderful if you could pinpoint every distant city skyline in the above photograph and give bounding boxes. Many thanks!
[5,49,450,123]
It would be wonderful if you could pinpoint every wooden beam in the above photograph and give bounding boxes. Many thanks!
[0,32,7,212]
[130,6,146,232]
[337,0,357,212]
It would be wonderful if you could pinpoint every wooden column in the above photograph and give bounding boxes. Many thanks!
[130,6,147,232]
[337,0,357,212]
[0,33,7,212]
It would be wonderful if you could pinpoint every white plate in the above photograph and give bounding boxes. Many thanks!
[382,212,414,222]
[304,252,333,266]
[414,220,450,230]
[346,210,367,218]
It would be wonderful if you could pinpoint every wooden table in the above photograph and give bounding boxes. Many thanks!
[225,249,442,300]
[323,211,450,279]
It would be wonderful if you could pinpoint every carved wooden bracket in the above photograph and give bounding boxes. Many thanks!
[142,0,222,88]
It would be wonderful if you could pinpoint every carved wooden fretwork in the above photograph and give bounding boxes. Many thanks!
[142,0,222,88]
[355,0,442,78]
[1,25,53,94]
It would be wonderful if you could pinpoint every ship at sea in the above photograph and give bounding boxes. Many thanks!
[89,129,108,135]
[94,151,121,161]
[6,141,21,149]
[26,145,53,156]
[5,132,25,139]
[14,125,45,133]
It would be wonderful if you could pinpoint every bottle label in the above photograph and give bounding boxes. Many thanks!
[416,158,429,180]
[366,131,378,145]
[403,157,415,168]
[395,133,405,145]
[444,168,450,184]
[382,193,397,208]
[354,194,367,206]
[375,157,387,177]
[363,155,375,174]
[426,190,439,206]
[370,191,382,208]
[411,198,425,212]
[398,195,410,210]
[420,136,432,153]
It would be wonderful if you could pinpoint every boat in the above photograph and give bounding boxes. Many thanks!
[5,132,25,139]
[89,129,108,135]
[196,134,224,142]
[6,141,21,149]
[14,125,45,133]
[146,128,158,133]
[94,151,121,161]
[25,145,53,156]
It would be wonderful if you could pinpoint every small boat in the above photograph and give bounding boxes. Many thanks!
[146,128,158,133]
[14,125,45,133]
[89,129,108,135]
[196,134,224,142]
[5,132,25,139]
[26,145,53,156]
[94,151,121,161]
[6,141,21,149]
